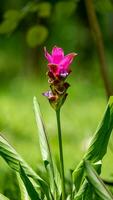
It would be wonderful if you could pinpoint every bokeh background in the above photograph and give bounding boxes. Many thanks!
[0,0,113,199]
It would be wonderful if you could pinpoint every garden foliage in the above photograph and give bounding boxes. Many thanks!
[0,96,113,199]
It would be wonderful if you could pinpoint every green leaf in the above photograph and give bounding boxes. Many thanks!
[84,160,113,200]
[53,163,62,199]
[4,10,22,21]
[26,25,48,47]
[74,180,93,200]
[17,173,30,200]
[0,194,10,200]
[85,97,113,161]
[74,161,105,200]
[33,97,53,164]
[54,2,77,21]
[0,20,18,34]
[19,164,41,200]
[0,134,49,197]
[72,161,85,193]
[73,96,113,191]
[22,2,39,13]
[38,2,52,18]
[94,0,113,13]
[0,10,22,34]
[33,97,57,196]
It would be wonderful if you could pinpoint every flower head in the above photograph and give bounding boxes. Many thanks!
[44,46,77,78]
[43,46,78,110]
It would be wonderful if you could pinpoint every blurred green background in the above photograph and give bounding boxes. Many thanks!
[0,0,113,199]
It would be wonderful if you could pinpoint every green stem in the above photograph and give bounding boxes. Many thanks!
[56,109,66,200]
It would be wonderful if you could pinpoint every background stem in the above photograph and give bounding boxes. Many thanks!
[85,0,113,98]
[56,109,66,200]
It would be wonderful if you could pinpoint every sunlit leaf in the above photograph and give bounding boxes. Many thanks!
[0,194,10,200]
[17,173,30,200]
[26,25,48,47]
[74,180,93,200]
[53,163,62,199]
[73,96,113,191]
[20,164,41,200]
[33,97,53,163]
[33,97,57,196]
[0,134,49,198]
[38,2,52,18]
[84,160,113,200]
[74,161,103,200]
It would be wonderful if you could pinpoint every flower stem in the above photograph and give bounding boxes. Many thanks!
[56,109,66,200]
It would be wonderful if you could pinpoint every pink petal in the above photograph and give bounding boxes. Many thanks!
[44,47,53,63]
[59,53,77,70]
[52,46,64,64]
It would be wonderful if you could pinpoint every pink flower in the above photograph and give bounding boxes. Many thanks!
[44,46,77,78]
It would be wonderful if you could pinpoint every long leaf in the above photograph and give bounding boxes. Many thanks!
[0,134,49,198]
[84,160,113,200]
[17,173,30,200]
[33,97,57,195]
[73,96,113,191]
[19,164,41,200]
[74,180,93,200]
[33,97,53,164]
[0,194,10,200]
[74,161,102,200]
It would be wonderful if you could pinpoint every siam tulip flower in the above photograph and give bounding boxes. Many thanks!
[43,46,77,110]
[44,46,77,78]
